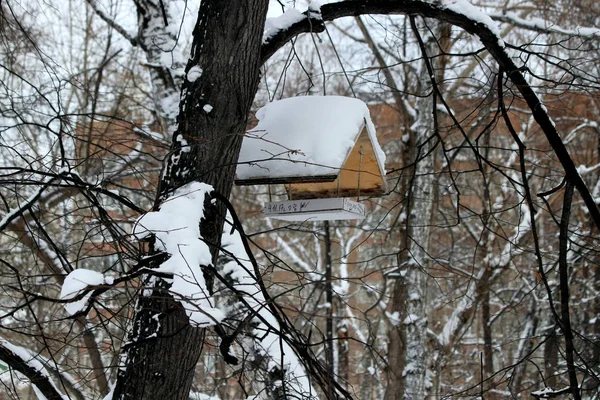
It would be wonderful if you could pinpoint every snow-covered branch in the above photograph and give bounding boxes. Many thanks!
[531,386,572,399]
[0,338,66,400]
[490,12,600,40]
[133,182,225,326]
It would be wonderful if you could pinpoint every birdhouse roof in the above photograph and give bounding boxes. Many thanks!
[235,96,386,185]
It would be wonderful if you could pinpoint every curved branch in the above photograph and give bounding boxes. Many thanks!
[260,0,600,230]
[261,0,495,63]
[0,340,65,400]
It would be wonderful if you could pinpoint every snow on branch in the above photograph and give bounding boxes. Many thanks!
[443,0,503,47]
[41,254,166,318]
[263,2,323,44]
[218,216,316,398]
[59,269,108,316]
[264,9,307,44]
[0,338,67,400]
[261,0,508,63]
[490,12,600,39]
[531,386,571,399]
[133,182,225,326]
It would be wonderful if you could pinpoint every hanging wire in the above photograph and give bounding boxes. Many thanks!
[324,23,357,98]
[270,42,297,101]
[307,17,326,95]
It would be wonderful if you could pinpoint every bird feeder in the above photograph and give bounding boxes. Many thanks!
[235,96,387,221]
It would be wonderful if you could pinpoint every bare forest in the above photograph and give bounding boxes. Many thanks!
[0,0,600,399]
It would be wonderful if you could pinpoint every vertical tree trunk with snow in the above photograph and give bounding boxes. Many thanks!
[134,0,185,136]
[398,66,435,400]
[592,264,600,381]
[510,298,539,396]
[336,318,349,390]
[113,2,269,399]
[385,18,440,400]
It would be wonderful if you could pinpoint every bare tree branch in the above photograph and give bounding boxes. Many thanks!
[0,339,65,400]
[85,0,144,49]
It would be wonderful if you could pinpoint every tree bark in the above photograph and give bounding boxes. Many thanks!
[480,132,495,394]
[481,270,494,387]
[510,298,539,396]
[113,2,269,399]
[0,342,64,400]
[385,17,439,400]
[134,0,185,136]
[558,182,581,400]
[324,221,335,398]
[544,326,559,388]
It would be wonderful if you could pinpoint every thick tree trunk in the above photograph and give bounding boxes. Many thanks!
[336,315,349,390]
[593,264,600,386]
[112,282,206,399]
[113,2,269,399]
[399,86,435,400]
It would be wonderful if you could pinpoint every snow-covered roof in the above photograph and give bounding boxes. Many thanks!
[236,96,386,184]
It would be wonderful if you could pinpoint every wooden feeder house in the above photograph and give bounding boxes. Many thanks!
[235,96,387,221]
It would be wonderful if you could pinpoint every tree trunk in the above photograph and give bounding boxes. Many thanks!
[135,0,185,136]
[385,278,408,400]
[544,326,559,388]
[480,133,495,394]
[510,298,538,396]
[324,221,335,397]
[113,2,269,399]
[592,264,600,388]
[385,17,440,400]
[481,284,494,393]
